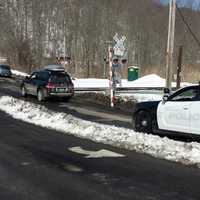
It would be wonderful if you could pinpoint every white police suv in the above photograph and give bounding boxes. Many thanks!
[132,85,200,135]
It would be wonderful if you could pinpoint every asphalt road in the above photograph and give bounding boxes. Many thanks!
[1,77,200,199]
[1,111,200,200]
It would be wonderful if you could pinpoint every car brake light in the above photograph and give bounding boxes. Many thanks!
[46,83,55,89]
[70,83,74,88]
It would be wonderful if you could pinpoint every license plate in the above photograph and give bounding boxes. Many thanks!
[56,88,67,92]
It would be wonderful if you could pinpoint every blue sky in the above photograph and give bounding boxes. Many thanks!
[160,0,200,9]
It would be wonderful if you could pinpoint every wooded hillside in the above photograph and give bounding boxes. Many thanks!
[0,0,200,81]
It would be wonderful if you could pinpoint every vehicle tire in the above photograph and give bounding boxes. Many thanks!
[21,85,27,97]
[135,110,152,133]
[152,119,158,133]
[37,89,45,102]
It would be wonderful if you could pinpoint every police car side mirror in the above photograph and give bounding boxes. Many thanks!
[162,87,170,103]
[163,95,169,102]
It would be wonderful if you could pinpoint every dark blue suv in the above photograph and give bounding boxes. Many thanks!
[21,65,74,101]
[0,65,12,77]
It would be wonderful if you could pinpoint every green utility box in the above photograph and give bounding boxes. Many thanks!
[128,66,139,81]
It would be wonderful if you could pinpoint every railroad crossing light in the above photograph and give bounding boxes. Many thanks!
[112,57,119,68]
[113,58,119,64]
[121,59,127,65]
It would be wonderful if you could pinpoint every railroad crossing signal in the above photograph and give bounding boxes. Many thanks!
[107,34,128,108]
[113,33,126,57]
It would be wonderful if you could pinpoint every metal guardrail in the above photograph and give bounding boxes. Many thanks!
[73,87,173,96]
[74,87,166,92]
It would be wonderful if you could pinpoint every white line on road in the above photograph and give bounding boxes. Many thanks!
[68,146,125,158]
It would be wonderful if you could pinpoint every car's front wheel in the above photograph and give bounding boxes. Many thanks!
[135,110,152,133]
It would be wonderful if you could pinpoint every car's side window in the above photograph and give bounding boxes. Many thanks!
[30,73,37,80]
[170,87,200,102]
[37,72,49,81]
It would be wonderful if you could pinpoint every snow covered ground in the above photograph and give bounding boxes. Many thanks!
[73,74,191,88]
[0,95,200,168]
[11,69,29,77]
[117,92,163,102]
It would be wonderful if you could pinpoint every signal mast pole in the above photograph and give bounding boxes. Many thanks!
[166,0,176,90]
[108,45,114,107]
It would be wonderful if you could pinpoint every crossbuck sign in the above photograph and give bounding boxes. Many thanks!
[113,33,126,57]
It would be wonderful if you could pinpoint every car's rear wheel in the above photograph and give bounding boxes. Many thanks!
[37,89,45,102]
[21,86,27,97]
[135,110,152,133]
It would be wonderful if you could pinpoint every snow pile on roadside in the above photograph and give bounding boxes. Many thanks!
[122,74,165,88]
[11,70,29,77]
[118,93,163,102]
[0,96,200,167]
[73,78,109,88]
[73,74,191,89]
[122,74,191,88]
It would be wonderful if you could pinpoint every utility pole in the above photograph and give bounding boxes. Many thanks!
[166,0,176,90]
[63,35,66,69]
[63,20,66,70]
[176,45,183,89]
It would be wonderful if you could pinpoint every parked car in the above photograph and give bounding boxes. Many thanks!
[0,65,12,77]
[20,65,74,101]
[132,85,200,136]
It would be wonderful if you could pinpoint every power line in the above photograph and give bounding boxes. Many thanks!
[176,4,200,48]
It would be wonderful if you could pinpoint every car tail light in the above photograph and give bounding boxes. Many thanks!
[46,82,55,89]
[69,83,74,93]
[70,83,74,89]
[70,83,74,88]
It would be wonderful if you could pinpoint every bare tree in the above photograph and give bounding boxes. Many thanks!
[0,0,200,81]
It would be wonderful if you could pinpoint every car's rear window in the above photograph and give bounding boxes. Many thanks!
[37,71,50,81]
[49,73,72,84]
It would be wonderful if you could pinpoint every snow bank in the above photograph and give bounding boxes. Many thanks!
[73,78,109,88]
[122,74,191,88]
[118,93,163,102]
[73,74,191,88]
[11,70,29,77]
[0,96,200,167]
[122,74,165,88]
